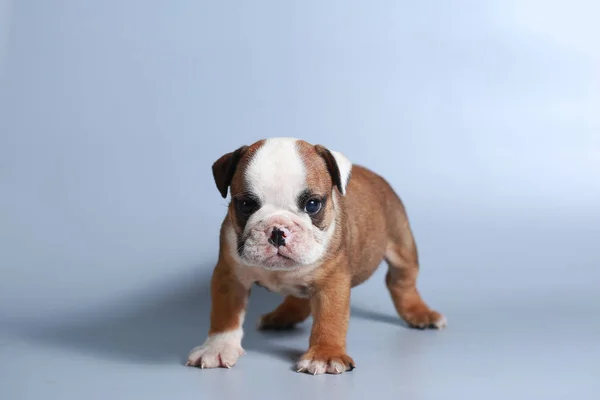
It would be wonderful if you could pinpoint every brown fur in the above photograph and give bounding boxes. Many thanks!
[257,295,311,330]
[195,139,445,374]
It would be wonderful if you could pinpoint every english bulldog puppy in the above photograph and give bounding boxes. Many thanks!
[186,137,446,375]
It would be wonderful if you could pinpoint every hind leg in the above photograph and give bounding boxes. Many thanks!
[385,224,446,329]
[257,295,311,330]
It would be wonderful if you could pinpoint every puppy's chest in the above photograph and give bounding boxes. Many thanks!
[249,270,314,298]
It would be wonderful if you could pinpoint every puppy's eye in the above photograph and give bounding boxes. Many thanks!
[237,198,259,215]
[304,198,322,215]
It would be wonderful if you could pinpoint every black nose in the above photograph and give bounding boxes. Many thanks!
[269,228,286,247]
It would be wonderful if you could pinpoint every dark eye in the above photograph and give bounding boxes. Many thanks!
[304,198,322,215]
[237,198,259,215]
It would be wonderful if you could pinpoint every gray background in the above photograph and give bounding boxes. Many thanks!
[1,1,599,399]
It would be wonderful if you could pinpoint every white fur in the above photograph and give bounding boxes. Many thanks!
[186,313,245,368]
[245,137,306,210]
[235,259,320,296]
[237,138,338,269]
[297,358,347,375]
[433,314,448,329]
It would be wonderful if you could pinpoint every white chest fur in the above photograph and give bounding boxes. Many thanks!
[236,265,315,299]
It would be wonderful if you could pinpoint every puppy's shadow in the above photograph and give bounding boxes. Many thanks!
[14,265,306,365]
[350,305,409,328]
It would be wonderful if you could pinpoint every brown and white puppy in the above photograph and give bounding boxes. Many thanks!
[186,137,446,375]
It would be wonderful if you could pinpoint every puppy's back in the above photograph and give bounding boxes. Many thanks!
[341,165,409,285]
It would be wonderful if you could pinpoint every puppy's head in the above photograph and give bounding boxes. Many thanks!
[212,138,352,270]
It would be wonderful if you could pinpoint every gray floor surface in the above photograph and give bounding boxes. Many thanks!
[2,215,599,400]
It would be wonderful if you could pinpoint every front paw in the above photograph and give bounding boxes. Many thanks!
[185,333,245,369]
[296,346,355,375]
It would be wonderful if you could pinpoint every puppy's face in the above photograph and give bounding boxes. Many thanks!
[212,138,352,270]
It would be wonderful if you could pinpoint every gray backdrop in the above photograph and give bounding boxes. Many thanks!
[1,1,599,399]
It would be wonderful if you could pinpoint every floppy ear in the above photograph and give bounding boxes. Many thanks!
[315,145,352,195]
[212,145,248,198]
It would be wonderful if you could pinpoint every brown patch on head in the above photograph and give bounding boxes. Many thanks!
[221,140,266,245]
[295,141,338,231]
[211,140,267,255]
[228,140,265,198]
[314,145,347,195]
[212,145,249,198]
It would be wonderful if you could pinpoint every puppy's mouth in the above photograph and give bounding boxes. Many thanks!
[275,250,294,261]
[272,252,293,261]
[266,248,295,261]
[258,248,299,269]
[236,224,312,269]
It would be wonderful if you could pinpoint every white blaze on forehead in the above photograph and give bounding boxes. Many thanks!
[244,138,306,207]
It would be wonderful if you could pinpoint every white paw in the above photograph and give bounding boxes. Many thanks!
[186,330,244,369]
[296,352,355,375]
[297,359,326,375]
[434,314,448,329]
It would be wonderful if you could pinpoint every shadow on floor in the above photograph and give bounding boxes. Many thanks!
[350,305,409,328]
[12,264,406,365]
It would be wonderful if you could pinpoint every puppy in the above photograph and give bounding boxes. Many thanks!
[186,137,446,375]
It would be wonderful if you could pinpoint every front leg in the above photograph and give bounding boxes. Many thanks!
[186,260,249,369]
[297,273,355,375]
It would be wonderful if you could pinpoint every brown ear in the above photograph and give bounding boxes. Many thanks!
[314,145,352,195]
[212,145,248,198]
